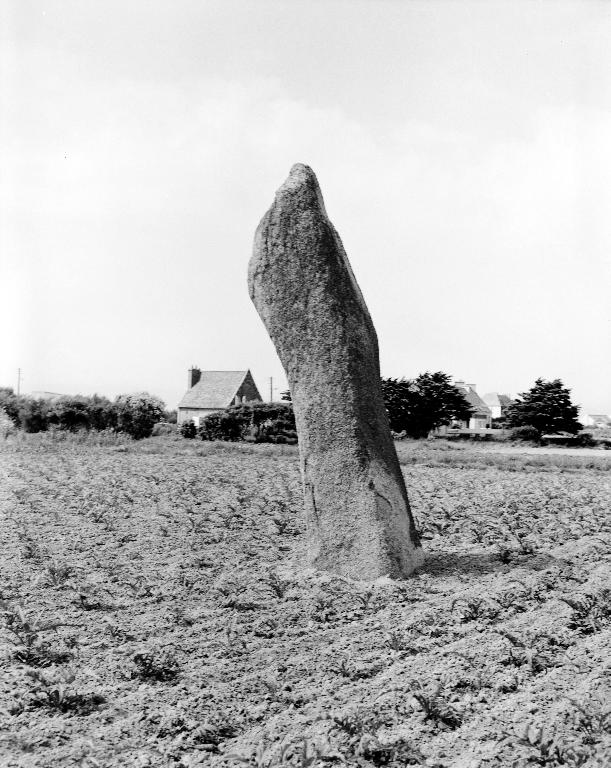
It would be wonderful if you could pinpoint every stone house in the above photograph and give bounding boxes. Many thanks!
[177,368,262,426]
[582,413,611,429]
[482,392,513,420]
[452,382,492,429]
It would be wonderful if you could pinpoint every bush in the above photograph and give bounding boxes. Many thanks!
[0,408,16,438]
[48,397,92,432]
[0,387,21,426]
[198,402,297,444]
[85,395,118,431]
[510,425,541,443]
[18,398,50,433]
[115,393,165,440]
[198,412,242,442]
[179,420,197,438]
[574,432,598,448]
[152,422,178,437]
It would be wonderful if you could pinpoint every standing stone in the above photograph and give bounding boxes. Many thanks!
[248,164,423,579]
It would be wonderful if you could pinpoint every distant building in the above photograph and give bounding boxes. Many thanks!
[177,368,262,426]
[482,392,513,420]
[582,413,611,429]
[28,391,64,402]
[453,382,492,429]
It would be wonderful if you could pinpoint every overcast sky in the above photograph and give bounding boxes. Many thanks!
[2,0,610,414]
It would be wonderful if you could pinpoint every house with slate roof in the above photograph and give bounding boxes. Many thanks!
[482,392,513,420]
[582,413,611,429]
[177,368,262,426]
[452,381,492,429]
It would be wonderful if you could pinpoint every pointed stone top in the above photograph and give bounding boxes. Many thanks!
[273,163,327,216]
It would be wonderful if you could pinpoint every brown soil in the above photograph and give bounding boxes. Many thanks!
[1,434,609,767]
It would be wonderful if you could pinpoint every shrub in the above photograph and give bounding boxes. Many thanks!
[198,402,297,444]
[18,398,50,433]
[179,420,197,438]
[0,387,21,425]
[0,408,16,438]
[152,422,178,437]
[574,432,598,448]
[115,393,165,440]
[510,425,541,443]
[198,412,242,442]
[85,395,118,431]
[48,396,91,432]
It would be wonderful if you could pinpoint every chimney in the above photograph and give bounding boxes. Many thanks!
[188,366,201,388]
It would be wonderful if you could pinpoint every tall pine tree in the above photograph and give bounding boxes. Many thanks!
[505,378,581,435]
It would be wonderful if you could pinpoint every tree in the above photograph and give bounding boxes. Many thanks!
[48,396,92,432]
[86,394,118,431]
[17,398,50,433]
[115,393,165,439]
[0,387,22,426]
[381,372,473,438]
[505,378,581,435]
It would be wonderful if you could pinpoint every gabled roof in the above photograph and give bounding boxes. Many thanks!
[483,392,513,409]
[178,370,252,410]
[588,414,611,424]
[29,391,65,402]
[482,392,501,408]
[455,384,491,416]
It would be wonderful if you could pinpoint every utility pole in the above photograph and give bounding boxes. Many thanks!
[269,376,273,402]
[17,368,22,395]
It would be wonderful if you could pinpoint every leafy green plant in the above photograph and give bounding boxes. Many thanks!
[411,682,463,729]
[131,647,180,682]
[569,698,611,744]
[358,734,425,766]
[25,667,105,714]
[503,724,589,766]
[384,629,421,654]
[229,738,339,767]
[2,602,75,666]
[559,590,611,634]
[496,630,557,675]
[41,560,77,587]
[451,596,501,622]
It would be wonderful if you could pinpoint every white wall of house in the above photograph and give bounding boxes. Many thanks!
[177,408,222,426]
[469,415,491,429]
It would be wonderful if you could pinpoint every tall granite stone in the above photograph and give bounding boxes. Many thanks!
[248,164,423,579]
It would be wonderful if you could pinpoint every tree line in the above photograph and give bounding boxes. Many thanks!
[0,374,585,443]
[381,373,582,439]
[186,374,584,443]
[0,389,172,439]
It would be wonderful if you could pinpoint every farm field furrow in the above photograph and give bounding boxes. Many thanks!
[1,435,610,768]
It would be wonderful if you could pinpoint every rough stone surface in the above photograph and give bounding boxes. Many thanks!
[248,164,423,579]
